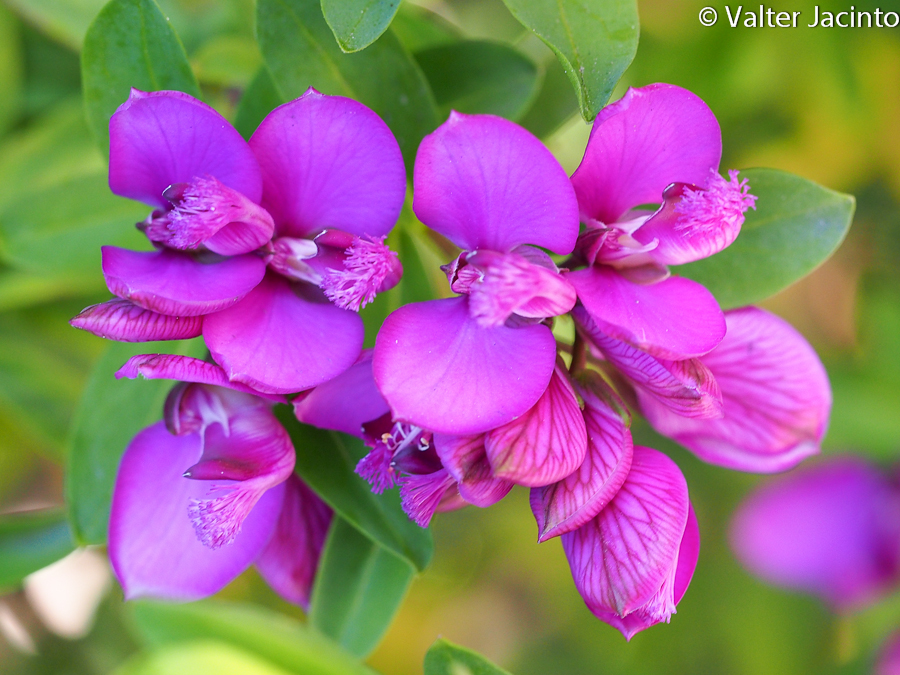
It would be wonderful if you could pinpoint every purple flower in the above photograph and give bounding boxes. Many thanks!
[295,350,507,527]
[372,112,580,435]
[562,446,700,640]
[730,456,900,611]
[530,371,634,541]
[637,307,832,472]
[568,83,756,363]
[73,88,406,393]
[109,355,331,606]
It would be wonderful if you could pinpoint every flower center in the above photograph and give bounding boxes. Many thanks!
[141,175,275,255]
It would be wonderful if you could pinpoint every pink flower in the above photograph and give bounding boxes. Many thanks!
[73,88,406,394]
[562,446,700,640]
[109,355,331,606]
[373,112,580,436]
[731,456,900,610]
[567,83,755,364]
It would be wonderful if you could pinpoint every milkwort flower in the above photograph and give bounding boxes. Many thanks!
[731,456,900,610]
[72,88,406,394]
[109,354,331,606]
[294,351,503,527]
[566,83,830,473]
[372,112,581,438]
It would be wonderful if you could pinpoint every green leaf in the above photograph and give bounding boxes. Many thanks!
[0,309,98,460]
[257,0,439,169]
[0,509,74,590]
[0,5,23,136]
[321,0,401,53]
[0,99,104,213]
[518,55,579,139]
[117,641,293,675]
[274,406,433,571]
[66,338,206,545]
[130,599,377,675]
[415,40,540,121]
[233,67,285,141]
[676,169,856,309]
[499,0,638,121]
[81,0,200,156]
[0,270,103,312]
[4,0,106,50]
[424,639,514,675]
[310,517,414,658]
[191,35,262,88]
[391,3,460,53]
[0,172,149,276]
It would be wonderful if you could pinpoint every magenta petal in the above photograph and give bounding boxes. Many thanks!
[292,351,390,437]
[203,274,364,394]
[562,446,690,622]
[639,307,831,473]
[730,457,900,610]
[71,298,202,342]
[102,247,266,317]
[593,505,700,640]
[109,89,262,208]
[109,422,283,601]
[413,112,579,255]
[116,354,286,402]
[484,364,588,487]
[250,90,405,239]
[569,266,725,359]
[634,171,756,265]
[531,377,634,541]
[571,84,722,224]
[373,297,557,435]
[575,307,723,419]
[255,475,333,608]
[433,434,513,508]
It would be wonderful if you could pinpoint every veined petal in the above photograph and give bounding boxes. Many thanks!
[398,469,458,528]
[485,364,588,487]
[116,354,286,402]
[574,307,723,419]
[569,265,726,359]
[413,112,579,255]
[433,434,513,508]
[571,84,722,225]
[730,457,900,610]
[639,307,831,473]
[634,171,757,265]
[203,274,365,394]
[109,89,262,208]
[531,374,634,541]
[109,422,283,601]
[250,90,405,239]
[373,297,557,435]
[71,298,202,342]
[562,447,690,622]
[292,351,389,437]
[102,247,266,317]
[594,506,700,640]
[255,475,333,608]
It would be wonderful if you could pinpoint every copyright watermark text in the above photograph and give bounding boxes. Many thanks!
[699,5,900,28]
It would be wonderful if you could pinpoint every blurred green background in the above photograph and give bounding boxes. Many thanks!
[0,0,898,673]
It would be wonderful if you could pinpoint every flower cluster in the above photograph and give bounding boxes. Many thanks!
[74,83,832,637]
